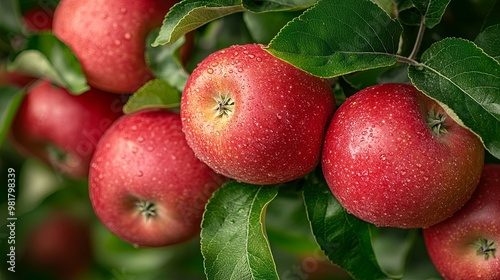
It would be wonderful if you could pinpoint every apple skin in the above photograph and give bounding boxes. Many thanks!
[424,164,500,280]
[10,80,125,178]
[89,109,227,247]
[321,83,484,228]
[53,0,177,94]
[20,212,92,280]
[181,44,335,185]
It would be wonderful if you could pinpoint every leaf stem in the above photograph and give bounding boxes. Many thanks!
[394,54,421,66]
[408,16,426,60]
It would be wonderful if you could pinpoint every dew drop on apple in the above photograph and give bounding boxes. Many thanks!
[124,33,131,40]
[120,7,127,14]
[114,39,121,46]
[137,136,145,143]
[137,171,143,177]
[207,68,214,74]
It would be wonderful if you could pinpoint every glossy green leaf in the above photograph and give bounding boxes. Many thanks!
[395,0,451,28]
[0,86,24,146]
[303,171,390,280]
[123,79,181,114]
[267,0,403,78]
[7,33,88,94]
[201,181,279,280]
[475,24,500,62]
[153,0,245,47]
[152,0,317,46]
[408,38,500,159]
[146,29,189,92]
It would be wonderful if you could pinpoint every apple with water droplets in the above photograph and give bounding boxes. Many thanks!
[10,80,124,178]
[424,164,500,280]
[89,109,227,247]
[321,83,484,228]
[181,44,335,185]
[53,0,177,94]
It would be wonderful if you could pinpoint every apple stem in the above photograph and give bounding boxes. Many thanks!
[213,94,235,118]
[135,200,157,221]
[474,238,497,261]
[427,108,447,136]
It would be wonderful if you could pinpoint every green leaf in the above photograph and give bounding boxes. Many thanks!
[152,0,245,47]
[0,86,24,146]
[152,0,317,47]
[146,29,189,92]
[408,38,500,159]
[123,79,181,114]
[7,33,88,94]
[267,0,403,78]
[475,24,500,62]
[201,181,279,280]
[303,171,390,280]
[395,0,451,28]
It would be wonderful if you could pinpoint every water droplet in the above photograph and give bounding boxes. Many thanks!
[124,33,131,40]
[237,68,243,72]
[147,146,154,151]
[137,171,143,177]
[211,62,218,67]
[131,125,137,131]
[256,57,262,62]
[248,54,255,59]
[114,39,121,46]
[276,113,282,120]
[233,51,239,57]
[379,154,386,161]
[207,68,214,74]
[137,136,144,142]
[120,7,127,14]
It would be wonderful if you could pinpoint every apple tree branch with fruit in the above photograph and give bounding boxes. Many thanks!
[0,0,499,279]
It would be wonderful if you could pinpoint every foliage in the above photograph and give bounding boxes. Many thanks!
[1,0,499,279]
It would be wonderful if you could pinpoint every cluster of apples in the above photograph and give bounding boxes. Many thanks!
[180,43,498,279]
[5,0,498,279]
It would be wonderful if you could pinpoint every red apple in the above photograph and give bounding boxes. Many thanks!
[180,44,335,185]
[424,164,500,280]
[10,80,125,178]
[22,7,53,32]
[20,211,92,280]
[322,83,484,228]
[52,0,177,94]
[89,109,227,247]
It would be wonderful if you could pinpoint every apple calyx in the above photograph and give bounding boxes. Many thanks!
[427,107,448,137]
[213,93,235,118]
[135,200,157,221]
[473,237,497,261]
